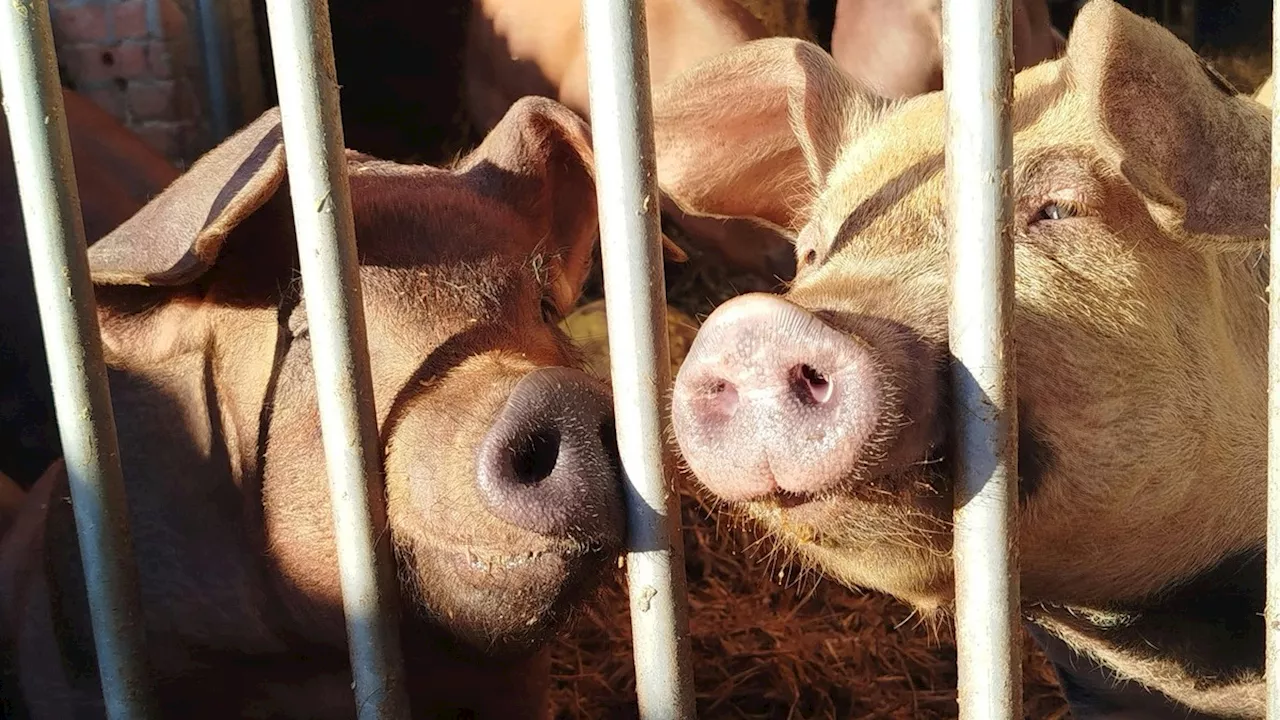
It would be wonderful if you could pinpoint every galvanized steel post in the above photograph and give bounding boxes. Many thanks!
[0,0,155,717]
[941,0,1022,718]
[1266,0,1280,714]
[263,1,409,717]
[581,1,696,718]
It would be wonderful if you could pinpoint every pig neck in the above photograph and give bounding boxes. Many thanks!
[1026,546,1264,719]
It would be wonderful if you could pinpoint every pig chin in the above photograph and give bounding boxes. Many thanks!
[737,468,956,610]
[396,529,615,655]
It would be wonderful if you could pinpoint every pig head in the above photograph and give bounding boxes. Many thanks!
[0,89,179,486]
[1,96,642,719]
[672,3,1269,717]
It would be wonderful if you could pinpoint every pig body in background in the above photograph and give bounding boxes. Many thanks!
[671,2,1270,717]
[464,0,772,133]
[0,96,630,719]
[0,89,180,487]
[829,0,1065,98]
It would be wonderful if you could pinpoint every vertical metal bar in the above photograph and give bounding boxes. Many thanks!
[581,1,696,718]
[194,0,233,141]
[1265,1,1280,715]
[262,1,409,717]
[941,0,1021,718]
[0,0,155,717]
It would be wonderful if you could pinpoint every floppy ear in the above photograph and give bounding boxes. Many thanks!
[87,107,291,364]
[460,96,686,313]
[650,37,886,278]
[1068,0,1269,245]
[89,107,287,286]
[655,37,887,208]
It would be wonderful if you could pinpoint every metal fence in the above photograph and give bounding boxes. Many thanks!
[0,0,1128,717]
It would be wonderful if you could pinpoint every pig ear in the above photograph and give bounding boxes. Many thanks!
[87,108,286,286]
[1068,0,1269,244]
[461,96,686,312]
[653,37,887,236]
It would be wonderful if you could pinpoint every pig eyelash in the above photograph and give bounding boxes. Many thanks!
[539,296,562,324]
[1030,199,1083,225]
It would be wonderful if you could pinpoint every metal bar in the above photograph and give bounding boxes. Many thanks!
[194,0,233,141]
[580,1,696,718]
[0,0,155,717]
[1265,1,1280,714]
[262,1,409,717]
[941,0,1021,718]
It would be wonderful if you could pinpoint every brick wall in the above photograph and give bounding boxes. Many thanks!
[50,0,213,167]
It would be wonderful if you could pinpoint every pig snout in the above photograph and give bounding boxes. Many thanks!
[672,293,939,502]
[477,367,624,545]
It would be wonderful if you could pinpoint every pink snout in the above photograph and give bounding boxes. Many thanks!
[671,293,887,502]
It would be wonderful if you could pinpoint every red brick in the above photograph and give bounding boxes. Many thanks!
[146,41,171,78]
[60,44,118,86]
[126,80,176,122]
[110,41,148,79]
[53,5,108,44]
[113,0,148,40]
[82,87,127,123]
[133,122,181,160]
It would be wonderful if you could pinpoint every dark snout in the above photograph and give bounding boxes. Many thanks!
[477,367,624,546]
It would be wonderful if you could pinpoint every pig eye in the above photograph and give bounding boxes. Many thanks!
[1032,202,1076,224]
[540,296,562,324]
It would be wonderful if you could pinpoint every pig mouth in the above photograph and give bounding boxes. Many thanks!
[437,533,618,608]
[448,537,608,580]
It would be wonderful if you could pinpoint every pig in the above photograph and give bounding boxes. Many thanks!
[0,89,180,487]
[0,95,652,718]
[669,2,1271,717]
[828,0,1066,99]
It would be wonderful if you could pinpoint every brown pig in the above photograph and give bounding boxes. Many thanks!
[0,89,180,487]
[670,3,1271,717]
[0,96,643,718]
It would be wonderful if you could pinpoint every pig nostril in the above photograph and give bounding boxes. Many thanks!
[702,379,740,417]
[511,428,561,485]
[791,364,833,405]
